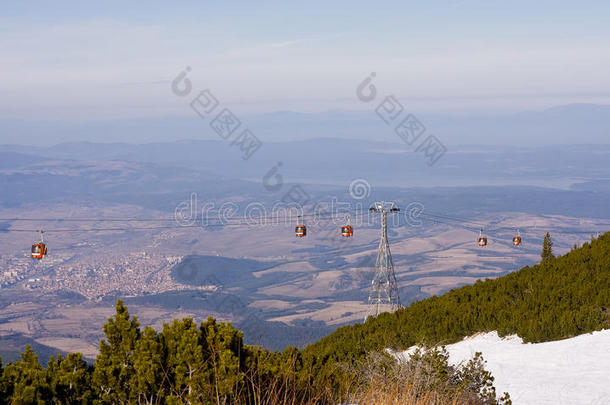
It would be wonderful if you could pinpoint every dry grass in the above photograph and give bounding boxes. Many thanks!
[349,381,484,405]
[335,349,510,405]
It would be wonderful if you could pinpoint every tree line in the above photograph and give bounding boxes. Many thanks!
[0,301,321,404]
[0,301,510,404]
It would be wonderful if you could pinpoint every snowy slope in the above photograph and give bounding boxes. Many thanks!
[398,329,610,405]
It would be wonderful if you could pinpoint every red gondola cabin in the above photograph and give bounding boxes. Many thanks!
[477,229,488,247]
[341,225,353,237]
[295,225,306,237]
[31,243,47,259]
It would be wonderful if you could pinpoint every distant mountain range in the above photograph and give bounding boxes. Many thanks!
[1,103,609,146]
[2,138,610,190]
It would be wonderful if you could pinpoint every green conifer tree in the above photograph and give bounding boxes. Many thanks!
[162,318,210,404]
[93,299,141,403]
[200,317,245,404]
[2,345,50,403]
[541,232,555,263]
[47,353,92,403]
[0,356,5,404]
[131,326,165,404]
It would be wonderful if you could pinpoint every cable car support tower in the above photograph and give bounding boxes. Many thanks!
[367,202,402,320]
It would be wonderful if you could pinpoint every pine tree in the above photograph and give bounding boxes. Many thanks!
[93,299,141,403]
[47,353,92,403]
[162,318,210,404]
[2,345,50,403]
[200,317,245,404]
[541,232,555,263]
[131,326,165,404]
[0,356,5,404]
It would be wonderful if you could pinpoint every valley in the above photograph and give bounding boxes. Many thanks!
[1,142,610,359]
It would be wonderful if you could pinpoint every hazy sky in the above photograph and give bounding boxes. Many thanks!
[2,1,610,122]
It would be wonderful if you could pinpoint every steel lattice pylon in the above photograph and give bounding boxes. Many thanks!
[366,202,402,320]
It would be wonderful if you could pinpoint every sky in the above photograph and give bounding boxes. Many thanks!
[1,1,610,127]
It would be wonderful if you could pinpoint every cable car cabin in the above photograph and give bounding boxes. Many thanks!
[31,243,47,259]
[478,237,488,247]
[341,225,353,237]
[513,236,522,246]
[295,225,307,237]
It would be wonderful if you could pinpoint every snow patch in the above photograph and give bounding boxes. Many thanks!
[397,329,610,405]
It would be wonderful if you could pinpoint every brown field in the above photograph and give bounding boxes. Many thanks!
[1,203,604,357]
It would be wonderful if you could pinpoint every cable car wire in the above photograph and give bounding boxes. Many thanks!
[1,205,607,240]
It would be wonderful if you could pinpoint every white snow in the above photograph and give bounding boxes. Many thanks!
[398,329,610,405]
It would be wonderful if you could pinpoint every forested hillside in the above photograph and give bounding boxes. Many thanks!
[302,232,610,380]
